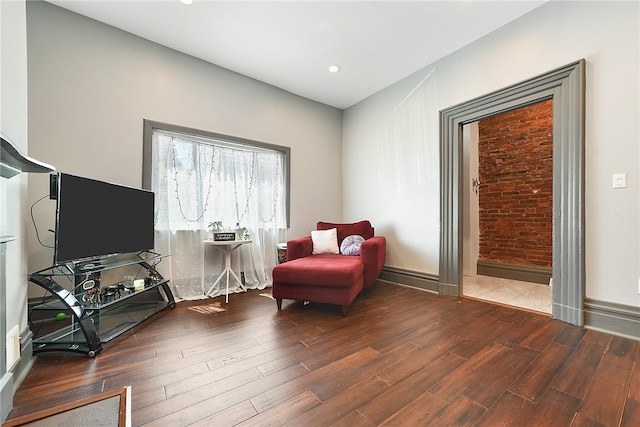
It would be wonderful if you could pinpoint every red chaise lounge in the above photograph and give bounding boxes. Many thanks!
[272,220,386,315]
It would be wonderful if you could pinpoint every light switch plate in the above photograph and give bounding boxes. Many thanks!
[613,173,627,189]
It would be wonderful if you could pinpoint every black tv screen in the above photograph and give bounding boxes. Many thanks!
[53,173,155,265]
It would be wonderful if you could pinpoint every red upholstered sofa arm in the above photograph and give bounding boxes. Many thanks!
[360,236,386,288]
[286,236,313,261]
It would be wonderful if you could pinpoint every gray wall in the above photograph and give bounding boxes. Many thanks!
[343,0,639,307]
[22,1,640,313]
[26,1,344,279]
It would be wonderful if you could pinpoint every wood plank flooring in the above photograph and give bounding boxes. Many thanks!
[6,283,639,426]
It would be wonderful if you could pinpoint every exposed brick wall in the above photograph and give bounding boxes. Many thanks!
[478,99,553,268]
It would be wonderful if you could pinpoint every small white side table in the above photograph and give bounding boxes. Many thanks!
[202,240,252,303]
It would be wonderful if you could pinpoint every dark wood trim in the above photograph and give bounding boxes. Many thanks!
[3,386,129,427]
[477,261,551,285]
[584,298,640,340]
[379,266,439,293]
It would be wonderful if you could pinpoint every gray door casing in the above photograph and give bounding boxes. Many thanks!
[439,60,585,326]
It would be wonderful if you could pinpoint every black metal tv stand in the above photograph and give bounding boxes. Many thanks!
[29,252,175,357]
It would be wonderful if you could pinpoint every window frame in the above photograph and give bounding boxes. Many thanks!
[142,119,291,227]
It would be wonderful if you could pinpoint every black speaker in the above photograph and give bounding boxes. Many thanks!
[49,173,58,200]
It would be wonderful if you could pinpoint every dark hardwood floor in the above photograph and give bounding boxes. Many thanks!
[6,283,639,426]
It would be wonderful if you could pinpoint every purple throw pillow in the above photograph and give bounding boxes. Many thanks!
[340,235,365,256]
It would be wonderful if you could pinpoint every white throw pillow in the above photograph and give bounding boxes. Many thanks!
[311,228,339,254]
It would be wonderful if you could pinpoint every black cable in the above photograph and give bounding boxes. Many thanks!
[30,194,54,249]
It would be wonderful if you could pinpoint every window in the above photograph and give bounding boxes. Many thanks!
[142,120,290,300]
[143,120,290,229]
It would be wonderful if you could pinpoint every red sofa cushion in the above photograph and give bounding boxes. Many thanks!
[272,254,364,288]
[316,220,374,245]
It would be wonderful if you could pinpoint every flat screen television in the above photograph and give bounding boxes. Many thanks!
[51,172,155,265]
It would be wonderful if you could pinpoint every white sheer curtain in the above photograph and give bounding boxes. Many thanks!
[150,131,287,301]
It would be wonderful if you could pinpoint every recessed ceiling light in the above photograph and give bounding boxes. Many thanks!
[179,0,193,5]
[328,65,341,73]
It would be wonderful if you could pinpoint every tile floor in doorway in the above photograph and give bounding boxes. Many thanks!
[463,274,552,314]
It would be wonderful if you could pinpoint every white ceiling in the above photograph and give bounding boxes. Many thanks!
[46,0,547,109]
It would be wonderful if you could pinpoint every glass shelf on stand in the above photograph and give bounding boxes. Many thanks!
[32,251,170,277]
[29,251,175,357]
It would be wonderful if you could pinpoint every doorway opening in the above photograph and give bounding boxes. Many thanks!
[439,60,585,326]
[462,101,553,314]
